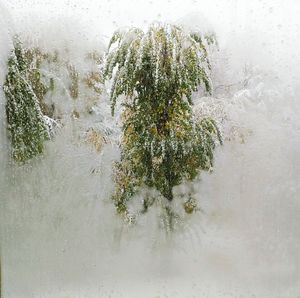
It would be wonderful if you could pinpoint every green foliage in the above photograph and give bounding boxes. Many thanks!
[3,37,49,163]
[104,24,222,218]
[104,24,213,116]
[3,37,105,162]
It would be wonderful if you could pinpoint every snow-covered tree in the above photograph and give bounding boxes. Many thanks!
[104,24,221,219]
[3,38,49,162]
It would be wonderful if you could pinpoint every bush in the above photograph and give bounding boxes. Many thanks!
[104,24,221,220]
[3,37,49,163]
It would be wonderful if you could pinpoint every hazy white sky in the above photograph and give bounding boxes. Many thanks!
[3,0,300,85]
[6,0,299,35]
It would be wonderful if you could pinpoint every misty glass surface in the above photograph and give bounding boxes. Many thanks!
[0,0,300,297]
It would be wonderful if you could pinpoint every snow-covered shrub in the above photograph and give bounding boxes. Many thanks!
[104,23,221,220]
[3,37,49,162]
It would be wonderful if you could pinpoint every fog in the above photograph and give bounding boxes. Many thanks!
[1,0,300,297]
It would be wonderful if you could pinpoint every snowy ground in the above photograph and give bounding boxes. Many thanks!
[1,1,300,297]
